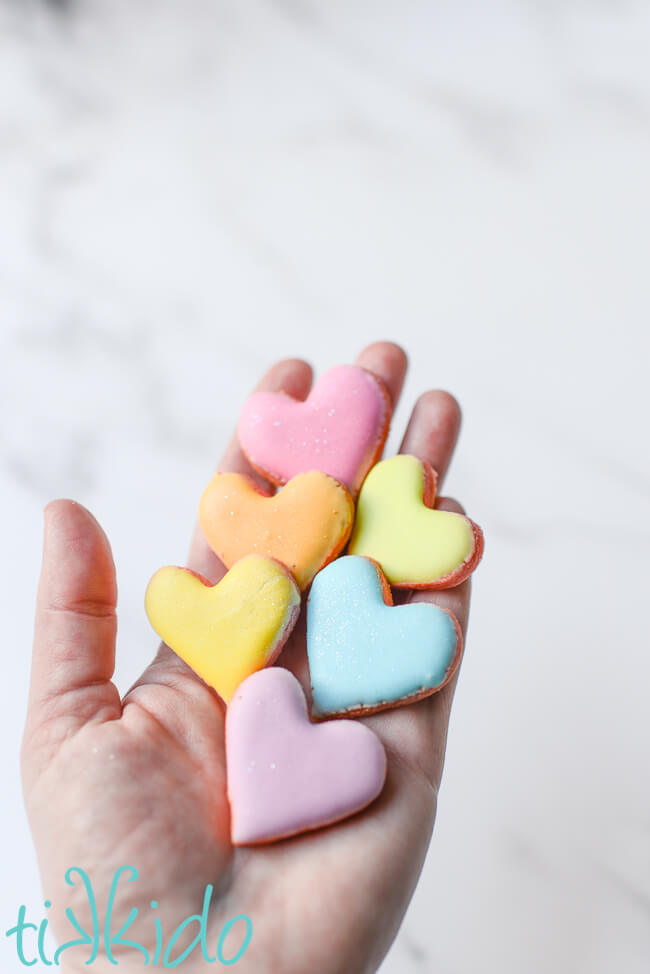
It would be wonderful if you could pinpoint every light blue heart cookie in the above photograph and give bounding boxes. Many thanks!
[307,555,462,717]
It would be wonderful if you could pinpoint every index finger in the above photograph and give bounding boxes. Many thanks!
[186,358,313,580]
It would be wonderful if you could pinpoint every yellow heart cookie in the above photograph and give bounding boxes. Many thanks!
[199,470,354,590]
[145,555,300,702]
[348,454,484,589]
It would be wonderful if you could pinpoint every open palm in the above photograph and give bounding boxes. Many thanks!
[22,342,472,974]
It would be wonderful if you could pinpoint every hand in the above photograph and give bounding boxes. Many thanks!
[21,342,472,974]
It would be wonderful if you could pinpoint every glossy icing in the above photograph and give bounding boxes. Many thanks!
[237,364,390,494]
[348,454,484,588]
[145,555,300,702]
[199,470,354,590]
[226,667,387,844]
[307,556,461,716]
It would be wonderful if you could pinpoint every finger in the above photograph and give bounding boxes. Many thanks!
[362,497,472,793]
[24,501,121,766]
[186,357,313,581]
[261,342,407,687]
[401,497,472,784]
[355,341,408,411]
[216,358,314,484]
[398,389,461,489]
[139,358,313,693]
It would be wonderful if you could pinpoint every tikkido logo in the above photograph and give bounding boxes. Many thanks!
[5,866,252,967]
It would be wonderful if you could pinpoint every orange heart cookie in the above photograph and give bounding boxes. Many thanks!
[199,470,354,590]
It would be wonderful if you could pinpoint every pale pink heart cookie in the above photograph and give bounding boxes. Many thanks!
[237,364,391,494]
[226,668,387,845]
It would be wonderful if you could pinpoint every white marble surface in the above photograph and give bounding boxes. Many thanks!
[1,1,649,971]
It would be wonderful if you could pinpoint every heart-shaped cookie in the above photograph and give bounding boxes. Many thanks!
[348,454,484,588]
[226,667,387,844]
[145,555,300,702]
[237,364,391,494]
[307,555,462,717]
[199,470,354,590]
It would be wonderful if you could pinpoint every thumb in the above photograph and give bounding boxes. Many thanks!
[23,500,121,776]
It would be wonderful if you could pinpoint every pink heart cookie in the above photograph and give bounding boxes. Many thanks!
[226,668,387,844]
[237,364,391,494]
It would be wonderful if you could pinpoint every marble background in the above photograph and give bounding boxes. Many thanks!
[1,1,649,971]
